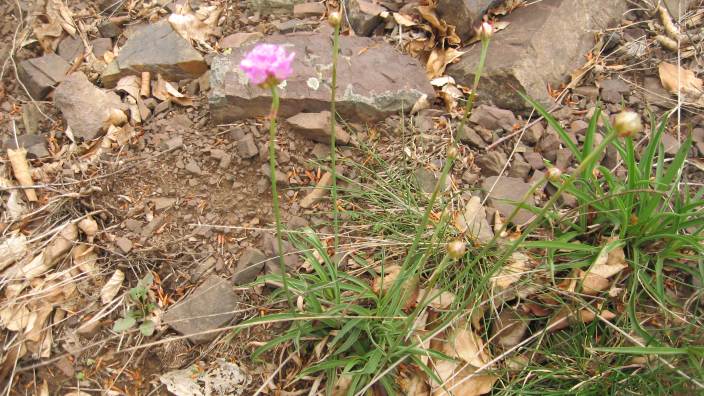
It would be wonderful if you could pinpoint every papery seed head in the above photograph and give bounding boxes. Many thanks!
[446,145,459,159]
[547,167,562,182]
[447,240,466,260]
[479,21,493,40]
[613,111,643,138]
[328,11,342,27]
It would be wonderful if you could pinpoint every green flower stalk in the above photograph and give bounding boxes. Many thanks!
[329,11,342,253]
[240,44,296,309]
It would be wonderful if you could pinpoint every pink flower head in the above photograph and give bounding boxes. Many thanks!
[239,44,295,86]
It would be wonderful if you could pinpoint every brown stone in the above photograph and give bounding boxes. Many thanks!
[447,0,627,111]
[482,176,534,225]
[102,21,207,87]
[436,0,495,41]
[347,0,384,36]
[286,111,351,144]
[54,72,126,140]
[218,32,263,49]
[293,2,326,17]
[17,53,70,100]
[209,33,434,123]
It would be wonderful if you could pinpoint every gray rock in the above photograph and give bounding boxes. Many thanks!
[3,134,49,158]
[115,236,133,253]
[524,151,545,170]
[247,0,300,15]
[599,78,630,103]
[482,176,534,225]
[233,248,266,285]
[524,123,544,145]
[436,0,496,41]
[237,134,259,159]
[555,148,572,171]
[459,126,486,148]
[569,119,588,135]
[661,133,681,156]
[159,136,183,151]
[58,37,84,62]
[54,72,126,140]
[102,21,207,87]
[286,111,351,144]
[209,33,434,123]
[293,2,326,17]
[261,233,300,271]
[448,0,627,110]
[163,275,239,343]
[537,132,561,162]
[185,160,202,175]
[692,128,704,156]
[98,20,122,38]
[415,168,450,194]
[508,158,531,180]
[470,105,517,131]
[17,53,70,100]
[218,32,263,49]
[273,19,316,33]
[347,0,384,36]
[91,38,113,58]
[475,151,507,177]
[152,197,176,211]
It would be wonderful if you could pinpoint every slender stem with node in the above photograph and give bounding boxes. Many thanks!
[268,86,293,310]
[330,16,341,255]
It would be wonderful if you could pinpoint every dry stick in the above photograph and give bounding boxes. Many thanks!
[252,353,295,396]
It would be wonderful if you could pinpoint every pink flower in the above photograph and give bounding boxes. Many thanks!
[239,44,295,86]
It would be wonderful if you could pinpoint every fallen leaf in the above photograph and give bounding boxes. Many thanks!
[331,374,353,396]
[372,265,419,310]
[101,269,125,304]
[446,327,490,368]
[454,196,494,243]
[73,245,98,275]
[491,252,530,289]
[168,2,221,44]
[43,223,78,268]
[658,62,703,100]
[491,308,527,349]
[579,240,627,294]
[426,47,465,79]
[418,288,456,309]
[0,234,28,272]
[8,148,38,202]
[78,217,99,243]
[0,304,30,332]
[399,370,430,395]
[393,13,417,27]
[431,359,497,396]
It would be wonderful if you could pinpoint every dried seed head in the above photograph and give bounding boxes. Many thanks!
[446,145,459,159]
[447,240,466,260]
[546,167,562,182]
[613,111,642,138]
[328,11,342,27]
[479,21,493,40]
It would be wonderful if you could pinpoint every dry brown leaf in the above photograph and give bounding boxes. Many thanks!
[658,62,703,99]
[454,196,494,243]
[372,265,419,310]
[548,307,616,332]
[393,13,417,27]
[168,3,221,44]
[115,75,141,99]
[43,223,78,268]
[73,245,98,275]
[431,359,497,396]
[101,269,125,304]
[491,252,530,289]
[399,371,430,395]
[78,217,98,242]
[418,288,456,309]
[0,234,28,272]
[331,374,352,396]
[446,327,490,368]
[417,6,444,32]
[8,148,38,202]
[0,304,30,332]
[579,241,627,294]
[426,47,465,79]
[491,308,527,349]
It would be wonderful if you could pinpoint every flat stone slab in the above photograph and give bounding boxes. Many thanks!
[102,21,207,87]
[482,176,535,225]
[17,53,70,100]
[209,32,434,123]
[163,275,239,343]
[447,0,626,111]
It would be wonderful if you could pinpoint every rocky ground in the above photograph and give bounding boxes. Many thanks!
[0,0,703,395]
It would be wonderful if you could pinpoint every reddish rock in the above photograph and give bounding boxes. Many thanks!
[102,21,207,87]
[448,0,627,111]
[436,0,496,41]
[209,33,434,123]
[17,53,70,100]
[286,111,351,144]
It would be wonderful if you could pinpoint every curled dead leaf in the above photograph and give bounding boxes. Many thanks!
[431,359,497,396]
[101,269,125,304]
[491,308,528,349]
[491,252,530,289]
[78,217,99,242]
[73,245,98,275]
[658,62,703,101]
[0,234,28,272]
[8,148,38,202]
[446,327,490,368]
[168,3,221,44]
[372,265,419,310]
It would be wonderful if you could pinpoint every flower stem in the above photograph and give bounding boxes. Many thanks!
[400,37,491,271]
[330,21,341,254]
[268,86,293,310]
